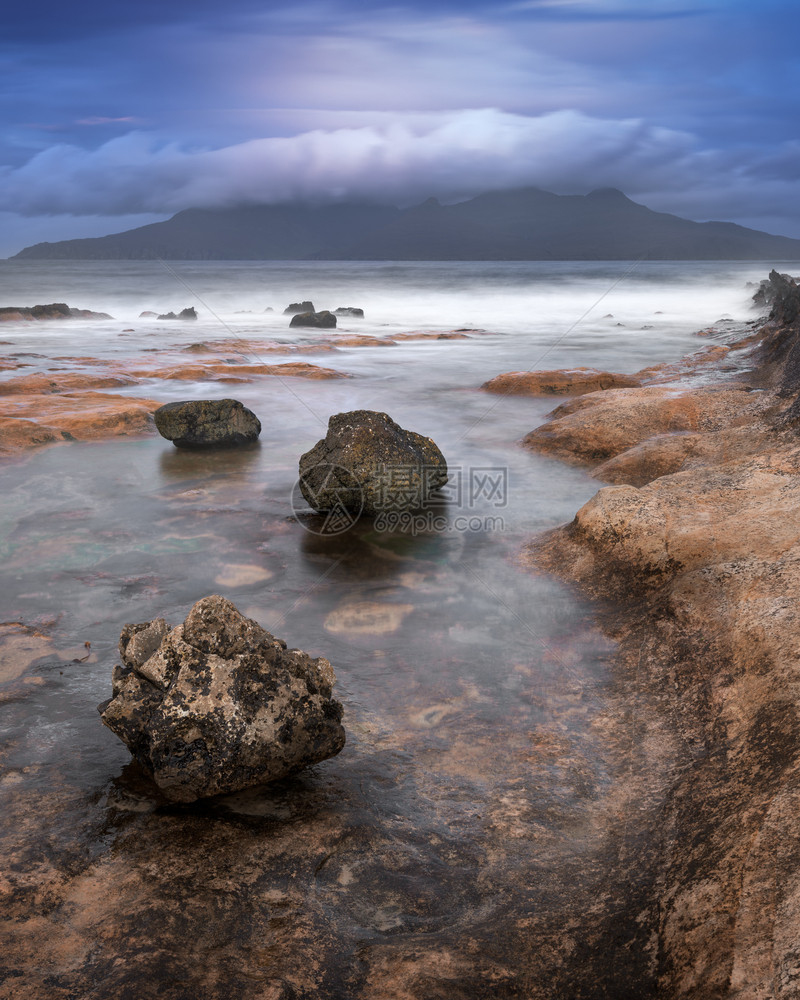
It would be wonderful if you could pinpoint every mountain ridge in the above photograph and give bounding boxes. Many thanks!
[12,187,800,261]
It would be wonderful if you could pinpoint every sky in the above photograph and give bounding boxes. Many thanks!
[2,0,800,256]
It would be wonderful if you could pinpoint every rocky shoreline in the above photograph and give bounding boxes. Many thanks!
[518,270,800,997]
[0,321,484,456]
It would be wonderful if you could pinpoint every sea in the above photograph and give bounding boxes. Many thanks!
[0,258,788,994]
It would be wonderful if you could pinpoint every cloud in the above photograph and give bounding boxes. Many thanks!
[2,107,799,238]
[0,109,695,213]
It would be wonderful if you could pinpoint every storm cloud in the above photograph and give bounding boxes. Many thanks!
[3,107,800,240]
[2,0,800,254]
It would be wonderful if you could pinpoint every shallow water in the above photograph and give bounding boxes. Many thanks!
[0,259,780,997]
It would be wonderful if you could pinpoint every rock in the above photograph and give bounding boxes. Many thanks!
[133,360,349,382]
[298,409,447,517]
[139,310,158,317]
[750,270,799,311]
[283,301,315,315]
[0,392,160,454]
[0,372,140,396]
[157,307,197,320]
[334,306,364,318]
[154,399,261,448]
[289,310,337,329]
[522,384,762,465]
[323,601,414,636]
[482,368,642,396]
[98,595,346,803]
[520,272,800,998]
[0,303,112,321]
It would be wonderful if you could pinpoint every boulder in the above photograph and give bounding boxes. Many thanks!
[139,310,158,318]
[157,307,197,320]
[283,301,315,315]
[154,398,261,448]
[298,409,448,517]
[334,306,365,318]
[289,310,337,329]
[98,595,346,803]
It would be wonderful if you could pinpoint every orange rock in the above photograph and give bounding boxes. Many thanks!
[523,384,763,464]
[633,344,731,383]
[0,392,160,453]
[131,360,350,381]
[0,371,140,396]
[324,335,396,347]
[592,425,772,486]
[482,367,641,396]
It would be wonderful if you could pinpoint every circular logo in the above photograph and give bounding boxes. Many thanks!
[290,462,365,536]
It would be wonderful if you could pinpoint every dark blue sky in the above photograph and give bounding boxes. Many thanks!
[2,0,799,255]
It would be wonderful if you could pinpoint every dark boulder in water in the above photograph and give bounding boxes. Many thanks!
[298,409,448,517]
[154,398,261,448]
[289,310,337,329]
[334,306,364,318]
[98,595,346,802]
[283,300,315,315]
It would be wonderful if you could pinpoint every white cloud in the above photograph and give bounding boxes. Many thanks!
[2,107,800,242]
[0,109,696,214]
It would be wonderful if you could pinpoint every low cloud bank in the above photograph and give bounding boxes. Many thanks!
[2,108,799,238]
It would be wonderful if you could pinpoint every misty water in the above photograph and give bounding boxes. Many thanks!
[0,260,777,994]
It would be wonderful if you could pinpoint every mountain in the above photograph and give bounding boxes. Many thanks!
[12,187,800,261]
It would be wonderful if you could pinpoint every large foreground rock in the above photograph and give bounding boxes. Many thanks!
[99,596,345,802]
[298,409,448,516]
[154,398,261,447]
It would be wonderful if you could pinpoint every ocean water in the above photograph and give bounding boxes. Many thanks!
[0,259,782,994]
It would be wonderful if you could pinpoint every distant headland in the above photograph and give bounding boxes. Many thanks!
[11,187,800,262]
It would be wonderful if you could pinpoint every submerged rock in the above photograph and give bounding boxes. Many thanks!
[98,596,346,802]
[154,398,261,448]
[334,306,365,317]
[298,409,448,516]
[289,310,337,329]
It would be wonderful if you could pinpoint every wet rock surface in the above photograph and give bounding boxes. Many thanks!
[154,398,261,448]
[482,367,642,396]
[298,409,448,516]
[522,270,800,998]
[99,596,346,802]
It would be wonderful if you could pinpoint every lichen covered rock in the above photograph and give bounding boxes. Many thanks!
[154,398,261,447]
[298,409,448,517]
[98,596,345,802]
